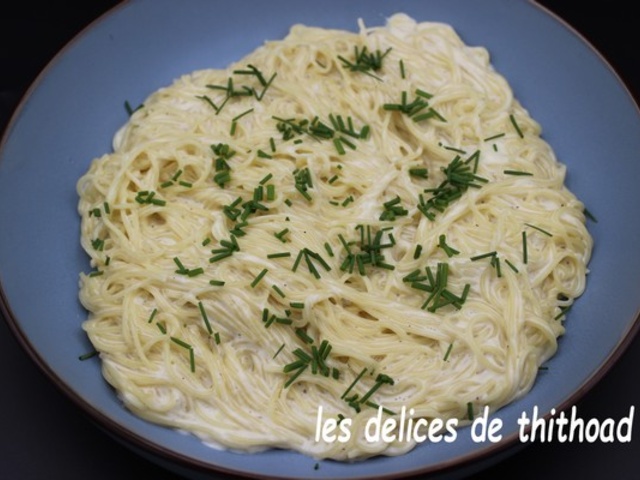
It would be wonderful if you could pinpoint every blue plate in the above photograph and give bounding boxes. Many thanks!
[1,1,639,478]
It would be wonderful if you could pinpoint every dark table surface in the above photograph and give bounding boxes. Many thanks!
[1,2,639,479]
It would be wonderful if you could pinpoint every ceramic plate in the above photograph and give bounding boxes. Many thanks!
[1,1,639,478]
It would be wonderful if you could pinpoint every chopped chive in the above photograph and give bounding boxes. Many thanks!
[470,251,497,261]
[266,184,276,201]
[525,223,553,237]
[438,235,459,257]
[209,251,233,263]
[399,59,406,78]
[409,167,429,179]
[505,258,519,273]
[504,170,533,176]
[341,196,354,207]
[214,332,221,344]
[272,284,286,298]
[196,94,219,112]
[283,364,308,388]
[267,252,291,259]
[260,173,273,185]
[198,301,213,334]
[341,367,367,400]
[173,257,188,273]
[554,305,571,320]
[170,337,195,372]
[78,350,99,361]
[202,237,212,246]
[339,136,356,150]
[415,88,433,99]
[274,228,289,242]
[295,328,314,344]
[156,322,167,334]
[510,114,524,138]
[209,279,225,286]
[443,343,453,361]
[89,270,103,277]
[333,138,346,155]
[170,336,192,350]
[251,268,268,288]
[483,132,505,142]
[292,249,304,273]
[413,244,423,259]
[273,343,286,359]
[187,267,204,277]
[257,149,272,159]
[124,100,143,116]
[289,301,305,309]
[328,174,339,184]
[522,231,528,264]
[233,108,254,122]
[147,308,158,324]
[467,402,474,421]
[324,242,334,257]
[103,202,110,214]
[584,207,598,222]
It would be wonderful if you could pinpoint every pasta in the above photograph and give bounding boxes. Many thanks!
[76,13,592,460]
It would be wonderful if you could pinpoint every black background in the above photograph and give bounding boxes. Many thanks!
[1,2,639,479]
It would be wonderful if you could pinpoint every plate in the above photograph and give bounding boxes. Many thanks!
[1,1,639,478]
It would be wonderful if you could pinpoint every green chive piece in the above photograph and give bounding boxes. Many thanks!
[274,228,289,242]
[525,223,553,237]
[522,231,528,264]
[273,343,286,359]
[233,108,254,122]
[78,350,99,361]
[260,173,273,185]
[505,259,519,273]
[584,207,598,223]
[443,343,453,361]
[251,268,268,288]
[341,367,367,400]
[267,252,291,259]
[324,242,334,257]
[483,133,505,142]
[198,301,213,335]
[147,308,158,324]
[272,284,286,298]
[510,114,524,138]
[295,328,314,344]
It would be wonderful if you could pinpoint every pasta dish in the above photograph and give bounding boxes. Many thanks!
[77,13,592,460]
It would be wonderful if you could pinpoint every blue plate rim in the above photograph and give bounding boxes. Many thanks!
[1,1,640,478]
